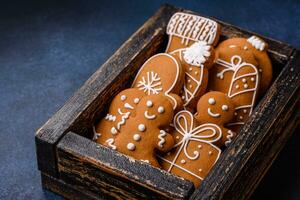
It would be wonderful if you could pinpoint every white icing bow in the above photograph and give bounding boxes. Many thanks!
[183,41,211,66]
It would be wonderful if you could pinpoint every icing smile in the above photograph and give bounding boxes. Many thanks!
[144,111,156,120]
[207,108,220,118]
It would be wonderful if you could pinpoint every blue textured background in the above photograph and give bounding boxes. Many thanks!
[0,0,299,199]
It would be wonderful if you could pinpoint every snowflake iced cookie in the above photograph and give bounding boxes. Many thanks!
[170,41,216,109]
[93,88,145,147]
[113,94,175,167]
[194,91,236,147]
[166,12,221,53]
[132,53,185,110]
[207,38,263,132]
[159,110,222,187]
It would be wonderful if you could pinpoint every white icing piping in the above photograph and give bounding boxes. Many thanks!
[124,103,134,110]
[144,111,156,120]
[92,126,101,141]
[136,71,162,95]
[247,36,265,51]
[224,130,234,147]
[183,41,211,66]
[207,108,220,118]
[158,130,167,148]
[106,138,116,150]
[105,113,116,122]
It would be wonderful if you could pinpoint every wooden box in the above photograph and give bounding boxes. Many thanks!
[35,4,300,200]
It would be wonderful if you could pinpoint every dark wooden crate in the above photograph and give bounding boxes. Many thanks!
[35,4,300,200]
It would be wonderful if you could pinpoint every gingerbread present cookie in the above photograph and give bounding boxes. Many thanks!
[170,41,216,109]
[93,88,145,147]
[166,12,221,53]
[113,94,175,167]
[132,53,184,110]
[208,38,262,132]
[159,110,222,187]
[194,91,236,147]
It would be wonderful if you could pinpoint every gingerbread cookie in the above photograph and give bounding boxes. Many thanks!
[93,88,145,147]
[170,41,216,109]
[214,36,272,95]
[194,91,236,146]
[208,39,261,132]
[113,94,175,167]
[132,53,184,110]
[166,12,221,53]
[159,110,222,187]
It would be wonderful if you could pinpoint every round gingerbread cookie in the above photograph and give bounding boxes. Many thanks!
[195,91,236,146]
[113,94,175,167]
[159,110,222,187]
[166,12,221,53]
[93,88,145,147]
[132,53,185,110]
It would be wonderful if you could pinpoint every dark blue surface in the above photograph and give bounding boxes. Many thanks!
[0,0,299,199]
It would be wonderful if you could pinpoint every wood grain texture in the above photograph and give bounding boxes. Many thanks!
[57,132,194,199]
[36,4,300,200]
[191,50,300,200]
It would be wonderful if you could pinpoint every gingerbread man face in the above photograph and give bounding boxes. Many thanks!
[195,91,235,125]
[136,94,174,128]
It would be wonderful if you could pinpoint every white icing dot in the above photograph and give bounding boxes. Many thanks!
[239,116,243,120]
[180,159,186,164]
[198,144,202,149]
[187,79,191,83]
[222,105,229,111]
[242,78,247,83]
[157,106,165,114]
[243,46,248,50]
[189,67,193,71]
[234,112,238,116]
[133,134,141,141]
[138,124,146,132]
[251,77,255,82]
[199,168,203,172]
[146,100,153,107]
[195,71,198,75]
[189,84,192,88]
[193,151,198,155]
[176,136,180,139]
[167,152,171,156]
[235,85,240,89]
[208,151,213,155]
[259,68,263,72]
[111,127,118,135]
[182,96,185,100]
[243,109,247,114]
[134,98,140,104]
[120,95,126,101]
[127,143,135,151]
[244,84,248,89]
[208,98,216,105]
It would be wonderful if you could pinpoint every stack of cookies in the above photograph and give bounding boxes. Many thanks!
[93,12,272,187]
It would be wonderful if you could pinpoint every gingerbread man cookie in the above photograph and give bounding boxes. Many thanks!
[159,110,222,187]
[170,41,216,109]
[166,12,221,53]
[132,53,184,110]
[113,94,175,167]
[208,39,261,132]
[93,88,145,147]
[194,91,236,147]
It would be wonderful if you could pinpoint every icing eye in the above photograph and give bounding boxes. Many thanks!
[208,98,216,105]
[146,100,153,107]
[134,98,140,104]
[120,95,126,101]
[222,105,229,111]
[157,106,165,114]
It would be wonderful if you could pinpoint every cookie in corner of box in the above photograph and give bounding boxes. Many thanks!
[158,91,236,188]
[112,94,175,168]
[207,35,273,132]
[166,12,222,110]
[93,88,145,147]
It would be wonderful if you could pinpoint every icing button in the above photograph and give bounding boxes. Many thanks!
[138,124,146,132]
[111,127,118,135]
[146,100,153,107]
[242,78,247,83]
[189,67,193,71]
[157,106,165,114]
[120,95,126,101]
[208,151,213,155]
[180,159,186,164]
[251,77,255,82]
[199,168,203,172]
[197,144,202,149]
[208,98,216,105]
[127,143,136,151]
[239,116,243,120]
[134,98,140,104]
[243,109,247,114]
[234,112,238,116]
[133,134,141,141]
[235,85,240,89]
[244,84,248,89]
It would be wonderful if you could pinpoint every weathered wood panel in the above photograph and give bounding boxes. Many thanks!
[57,132,194,199]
